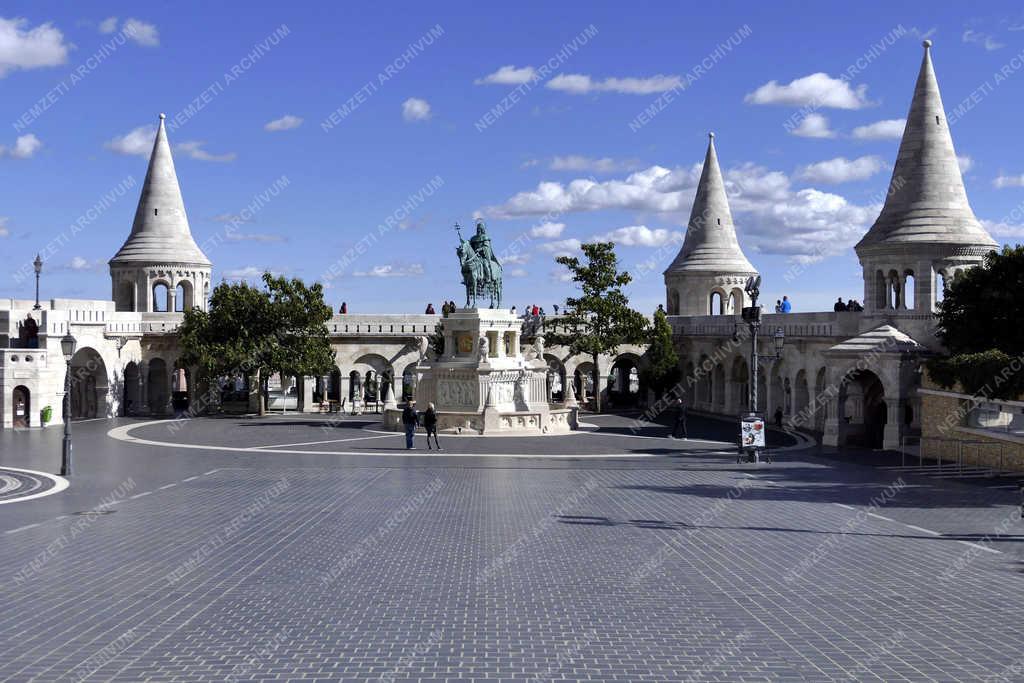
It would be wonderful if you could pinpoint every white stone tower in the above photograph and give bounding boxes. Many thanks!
[664,133,758,316]
[855,41,997,331]
[109,113,212,313]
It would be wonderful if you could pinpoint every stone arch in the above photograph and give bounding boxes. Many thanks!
[70,347,110,419]
[709,289,727,315]
[147,357,169,415]
[729,288,744,315]
[934,268,948,309]
[730,356,749,413]
[575,361,596,404]
[151,281,171,313]
[837,369,886,449]
[887,269,901,310]
[13,385,30,428]
[175,281,194,312]
[609,353,643,407]
[544,353,566,402]
[401,362,418,401]
[123,361,141,416]
[902,269,915,310]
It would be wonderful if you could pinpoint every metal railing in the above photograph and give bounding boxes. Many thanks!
[901,435,1023,476]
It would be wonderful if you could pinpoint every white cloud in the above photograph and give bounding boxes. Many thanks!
[0,133,42,159]
[550,155,639,173]
[175,141,237,162]
[486,161,881,263]
[745,72,871,109]
[0,216,9,237]
[592,225,683,247]
[962,29,1004,51]
[529,222,565,238]
[402,97,431,122]
[520,158,540,169]
[790,113,835,139]
[546,73,681,95]
[475,65,537,85]
[69,256,99,270]
[550,268,572,283]
[994,174,1024,189]
[352,263,425,277]
[852,118,905,140]
[957,155,973,174]
[264,114,303,132]
[981,219,1024,238]
[122,18,159,47]
[213,213,252,223]
[508,268,529,278]
[538,238,582,256]
[0,17,71,77]
[98,17,119,34]
[503,253,530,265]
[105,125,155,156]
[797,156,886,184]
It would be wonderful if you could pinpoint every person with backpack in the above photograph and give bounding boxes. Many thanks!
[401,400,419,450]
[423,402,441,450]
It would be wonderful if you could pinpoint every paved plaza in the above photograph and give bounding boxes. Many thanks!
[0,413,1022,682]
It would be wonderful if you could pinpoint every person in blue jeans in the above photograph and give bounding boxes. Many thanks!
[401,400,419,449]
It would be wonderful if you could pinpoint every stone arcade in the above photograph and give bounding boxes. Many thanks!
[0,43,1001,452]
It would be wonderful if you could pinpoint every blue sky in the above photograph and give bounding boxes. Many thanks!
[2,1,1024,314]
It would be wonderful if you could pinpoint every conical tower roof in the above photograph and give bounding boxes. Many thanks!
[856,41,996,253]
[110,113,211,266]
[665,133,756,274]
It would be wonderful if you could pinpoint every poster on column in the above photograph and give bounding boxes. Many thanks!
[741,415,765,448]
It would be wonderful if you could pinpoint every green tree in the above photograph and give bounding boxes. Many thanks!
[640,307,680,399]
[547,242,648,413]
[177,272,335,415]
[929,245,1024,398]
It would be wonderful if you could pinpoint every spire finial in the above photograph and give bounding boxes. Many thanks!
[708,131,715,140]
[922,39,932,49]
[159,112,166,120]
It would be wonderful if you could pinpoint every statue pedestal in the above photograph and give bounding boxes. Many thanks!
[383,308,577,435]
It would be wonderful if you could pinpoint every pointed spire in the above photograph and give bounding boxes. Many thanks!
[665,133,756,274]
[110,113,211,266]
[856,41,995,252]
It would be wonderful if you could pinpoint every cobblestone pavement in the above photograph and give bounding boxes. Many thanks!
[0,414,1022,681]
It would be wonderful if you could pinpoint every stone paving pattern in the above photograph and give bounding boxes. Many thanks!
[0,414,1022,681]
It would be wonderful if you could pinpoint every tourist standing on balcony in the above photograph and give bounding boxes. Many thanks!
[781,296,792,313]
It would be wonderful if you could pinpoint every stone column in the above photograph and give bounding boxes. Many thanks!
[883,398,902,450]
[301,376,315,412]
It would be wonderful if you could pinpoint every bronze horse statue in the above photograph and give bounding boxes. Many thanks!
[457,238,502,308]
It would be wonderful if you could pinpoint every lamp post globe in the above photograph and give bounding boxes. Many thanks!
[60,332,77,477]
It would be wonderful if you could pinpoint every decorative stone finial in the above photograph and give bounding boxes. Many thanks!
[159,112,166,120]
[922,39,932,49]
[708,131,715,139]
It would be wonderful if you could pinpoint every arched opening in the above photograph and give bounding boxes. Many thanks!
[13,385,30,428]
[267,372,298,410]
[770,363,785,420]
[712,362,725,408]
[175,282,194,312]
[328,367,342,403]
[888,269,900,310]
[709,291,724,315]
[123,362,141,416]
[668,289,680,315]
[152,282,170,312]
[697,355,712,405]
[171,365,191,415]
[794,369,810,425]
[935,269,947,310]
[70,347,109,419]
[117,280,135,312]
[730,357,749,413]
[903,270,915,310]
[147,358,168,415]
[544,354,566,402]
[609,356,642,408]
[838,370,886,449]
[729,288,744,315]
[575,362,595,405]
[349,370,361,403]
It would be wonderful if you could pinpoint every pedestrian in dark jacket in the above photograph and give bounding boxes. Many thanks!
[671,398,688,439]
[401,400,419,449]
[423,402,440,450]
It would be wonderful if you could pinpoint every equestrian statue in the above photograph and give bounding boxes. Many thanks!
[455,220,503,308]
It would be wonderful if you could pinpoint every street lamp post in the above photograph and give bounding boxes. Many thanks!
[33,254,43,310]
[60,332,77,477]
[739,276,785,464]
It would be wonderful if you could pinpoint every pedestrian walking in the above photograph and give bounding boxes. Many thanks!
[423,402,441,450]
[401,400,419,450]
[671,397,688,439]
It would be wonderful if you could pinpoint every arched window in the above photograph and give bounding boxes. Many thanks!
[174,284,186,312]
[152,283,169,312]
[903,270,915,310]
[709,291,724,315]
[935,270,947,309]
